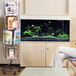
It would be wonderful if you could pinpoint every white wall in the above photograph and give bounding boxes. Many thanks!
[69,0,76,41]
[69,0,76,17]
[25,0,69,15]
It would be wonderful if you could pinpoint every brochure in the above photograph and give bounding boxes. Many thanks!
[7,16,18,30]
[7,47,18,59]
[3,30,12,45]
[5,1,20,15]
[14,30,21,45]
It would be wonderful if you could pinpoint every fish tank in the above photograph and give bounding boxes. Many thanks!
[20,15,70,41]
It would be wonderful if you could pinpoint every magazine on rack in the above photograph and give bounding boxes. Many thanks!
[3,30,12,45]
[14,30,21,45]
[7,16,18,30]
[5,1,20,15]
[7,47,18,59]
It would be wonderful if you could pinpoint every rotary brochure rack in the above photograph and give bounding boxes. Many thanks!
[2,1,20,75]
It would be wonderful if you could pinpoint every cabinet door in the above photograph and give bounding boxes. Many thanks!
[46,42,70,66]
[70,42,76,48]
[20,41,45,67]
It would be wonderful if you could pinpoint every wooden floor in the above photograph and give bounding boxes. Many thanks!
[0,65,24,76]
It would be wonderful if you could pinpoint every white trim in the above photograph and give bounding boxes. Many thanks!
[20,15,70,20]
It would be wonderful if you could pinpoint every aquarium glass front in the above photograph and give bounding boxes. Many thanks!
[21,19,70,41]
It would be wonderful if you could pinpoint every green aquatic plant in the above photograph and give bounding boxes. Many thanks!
[48,33,55,37]
[32,26,41,36]
[58,33,68,38]
[33,26,41,31]
[51,33,54,36]
[23,30,34,37]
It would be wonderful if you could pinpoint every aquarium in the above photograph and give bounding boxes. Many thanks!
[20,15,70,41]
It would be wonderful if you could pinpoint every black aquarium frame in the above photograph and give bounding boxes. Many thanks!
[21,19,70,42]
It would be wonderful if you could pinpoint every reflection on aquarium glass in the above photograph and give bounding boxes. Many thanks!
[21,20,70,41]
